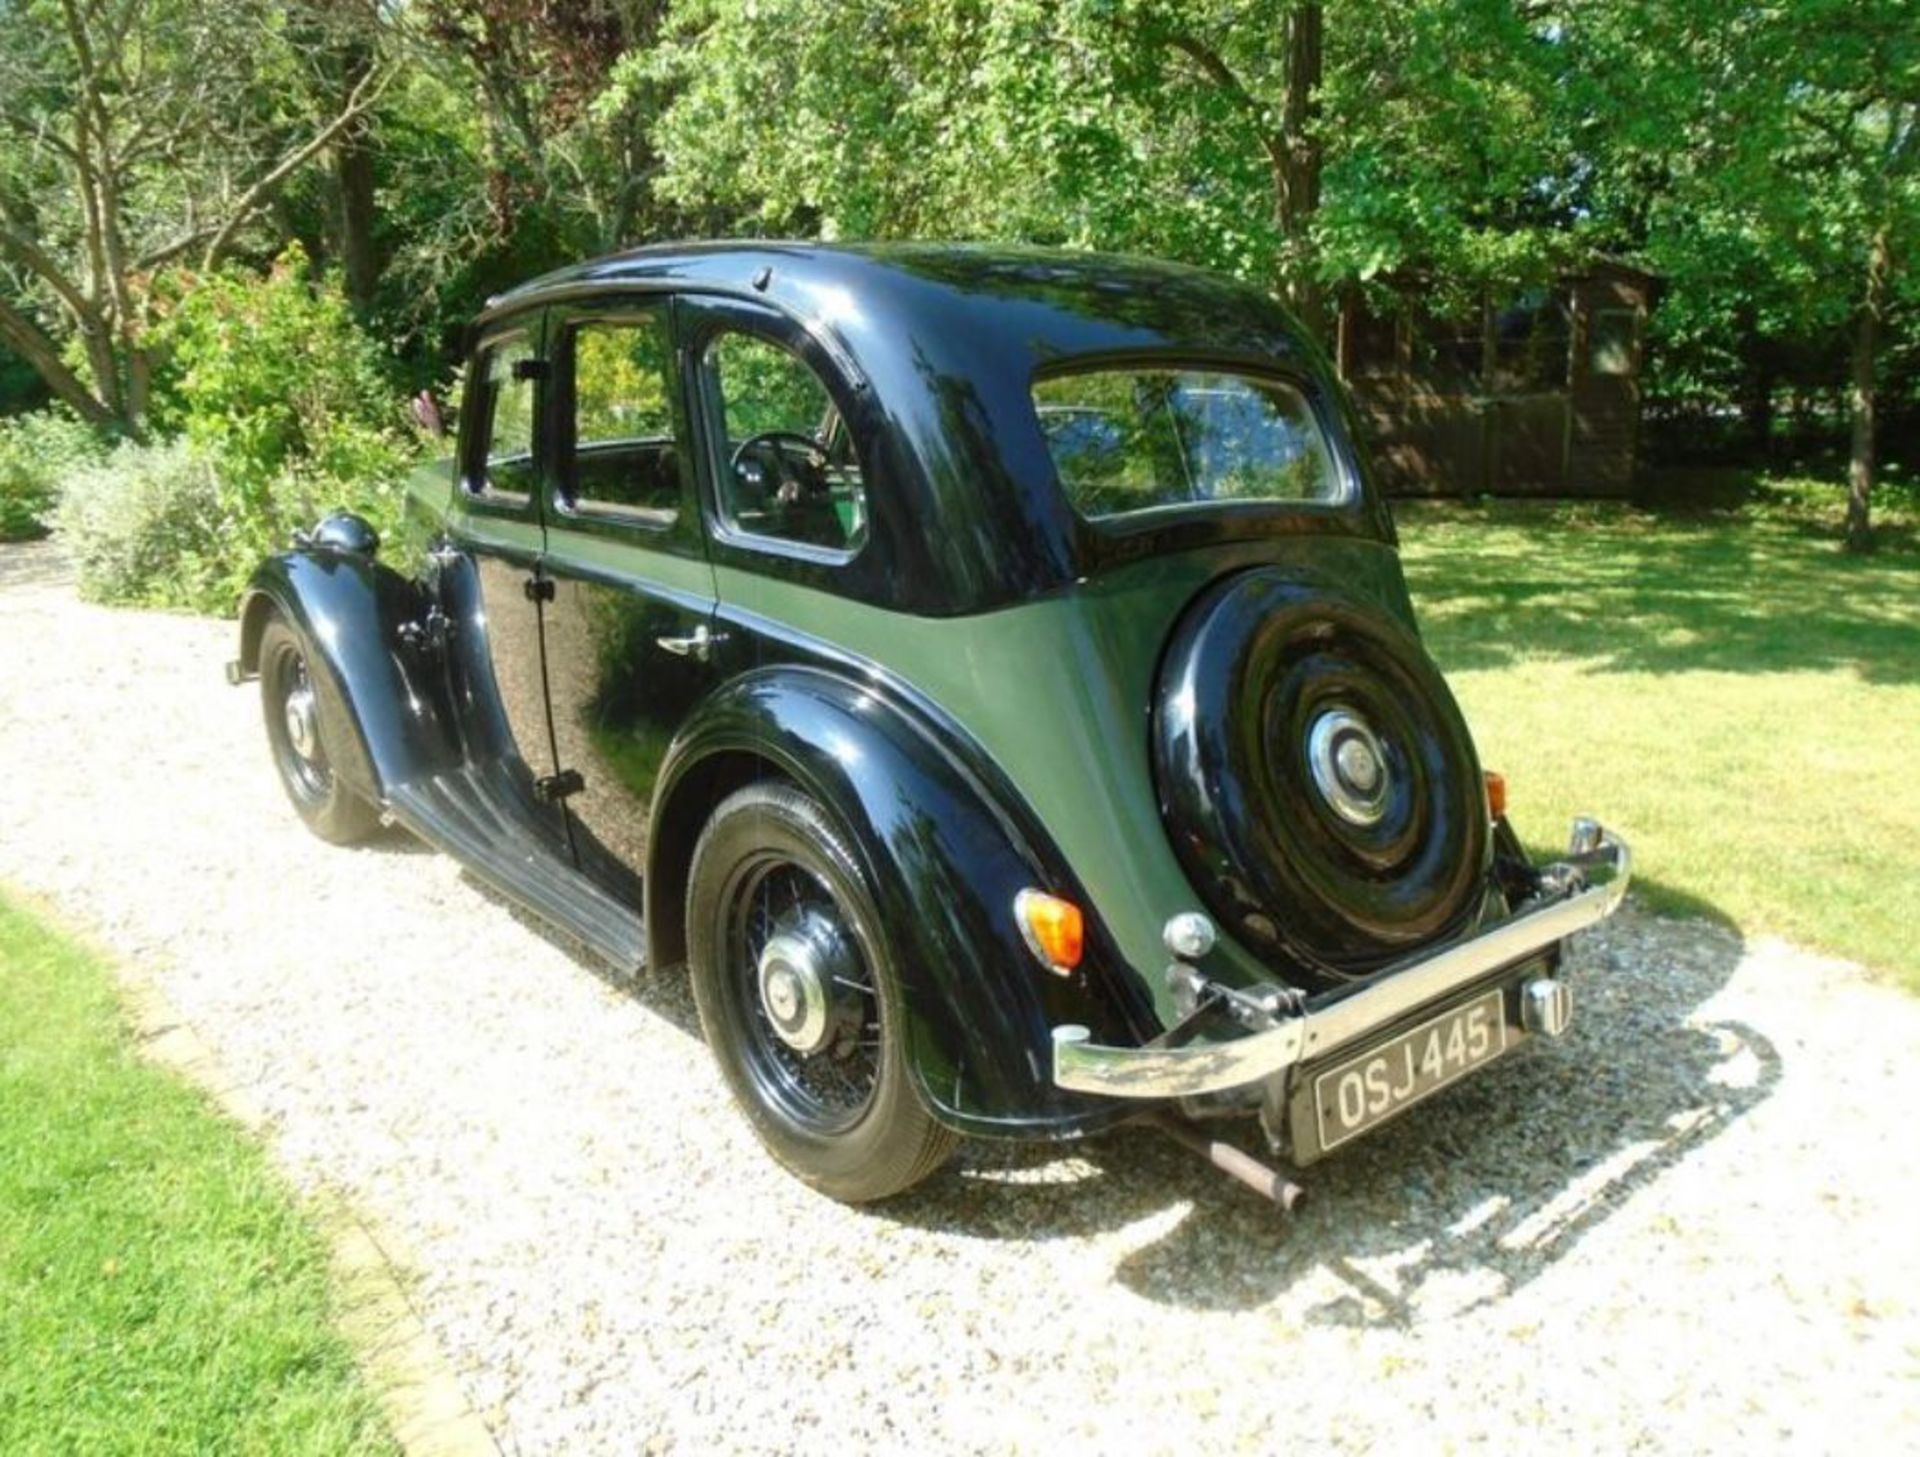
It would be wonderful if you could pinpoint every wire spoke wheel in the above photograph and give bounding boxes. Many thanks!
[687,783,958,1202]
[724,857,882,1135]
[265,638,332,803]
[256,612,380,845]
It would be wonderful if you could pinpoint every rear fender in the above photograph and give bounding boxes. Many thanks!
[236,551,460,803]
[648,667,1159,1138]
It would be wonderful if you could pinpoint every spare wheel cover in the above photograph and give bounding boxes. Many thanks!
[1154,568,1489,981]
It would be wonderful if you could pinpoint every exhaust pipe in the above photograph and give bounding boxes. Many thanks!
[1150,1114,1306,1213]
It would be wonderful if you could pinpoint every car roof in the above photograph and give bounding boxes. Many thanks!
[484,242,1382,615]
[493,240,1275,337]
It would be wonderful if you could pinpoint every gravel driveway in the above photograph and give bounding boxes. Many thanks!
[3,537,1917,1454]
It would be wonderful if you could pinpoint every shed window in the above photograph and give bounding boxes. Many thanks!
[1491,290,1572,392]
[1589,309,1638,377]
[1344,303,1400,378]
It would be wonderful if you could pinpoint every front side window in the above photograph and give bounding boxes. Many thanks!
[568,311,681,523]
[1033,369,1343,520]
[706,330,866,554]
[473,336,535,503]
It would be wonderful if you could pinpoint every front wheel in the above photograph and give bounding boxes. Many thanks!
[686,782,957,1202]
[258,612,381,845]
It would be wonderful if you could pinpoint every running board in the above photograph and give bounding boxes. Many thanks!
[386,765,646,976]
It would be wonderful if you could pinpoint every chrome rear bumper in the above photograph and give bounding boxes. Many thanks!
[1052,819,1630,1100]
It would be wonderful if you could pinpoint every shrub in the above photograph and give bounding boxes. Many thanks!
[153,245,417,571]
[54,439,233,612]
[0,410,107,542]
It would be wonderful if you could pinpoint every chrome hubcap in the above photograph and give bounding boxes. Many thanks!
[1307,707,1391,826]
[284,677,319,761]
[756,910,857,1056]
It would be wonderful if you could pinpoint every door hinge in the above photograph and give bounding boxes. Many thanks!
[535,769,585,803]
[523,575,555,603]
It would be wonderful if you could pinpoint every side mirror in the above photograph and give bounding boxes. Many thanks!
[411,389,447,438]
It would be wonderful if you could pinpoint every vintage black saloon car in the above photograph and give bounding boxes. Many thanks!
[228,243,1628,1205]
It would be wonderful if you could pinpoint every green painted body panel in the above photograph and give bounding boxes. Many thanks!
[546,516,718,597]
[712,533,1419,1023]
[397,458,454,566]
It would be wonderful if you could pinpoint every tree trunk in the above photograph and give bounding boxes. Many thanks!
[1742,371,1775,462]
[332,33,379,313]
[1277,3,1325,336]
[335,121,378,311]
[1734,303,1773,461]
[123,342,151,435]
[1845,226,1890,553]
[0,295,115,427]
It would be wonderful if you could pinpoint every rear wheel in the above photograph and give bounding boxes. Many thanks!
[687,782,957,1202]
[258,613,380,845]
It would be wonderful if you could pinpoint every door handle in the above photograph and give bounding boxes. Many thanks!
[655,623,726,662]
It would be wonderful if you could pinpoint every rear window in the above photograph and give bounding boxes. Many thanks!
[1033,368,1343,519]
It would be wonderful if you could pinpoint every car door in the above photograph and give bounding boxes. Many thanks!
[443,314,571,852]
[535,294,721,903]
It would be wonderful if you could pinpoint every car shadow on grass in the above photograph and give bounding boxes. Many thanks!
[883,904,1778,1326]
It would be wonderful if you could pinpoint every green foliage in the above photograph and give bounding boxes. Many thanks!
[645,0,1594,303]
[575,321,673,440]
[53,440,234,612]
[0,410,106,542]
[711,333,831,440]
[0,892,396,1453]
[0,346,51,416]
[141,248,418,603]
[1568,0,1919,452]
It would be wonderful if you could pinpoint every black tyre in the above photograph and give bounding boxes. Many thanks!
[687,783,957,1202]
[1155,569,1490,985]
[258,613,381,846]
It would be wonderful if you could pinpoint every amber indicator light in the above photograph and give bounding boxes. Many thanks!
[1015,889,1085,975]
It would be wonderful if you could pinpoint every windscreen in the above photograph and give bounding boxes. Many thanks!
[1032,368,1343,519]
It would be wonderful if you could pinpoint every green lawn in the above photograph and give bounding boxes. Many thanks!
[0,893,394,1454]
[1396,474,1920,992]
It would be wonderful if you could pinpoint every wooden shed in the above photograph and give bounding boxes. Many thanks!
[1334,260,1657,497]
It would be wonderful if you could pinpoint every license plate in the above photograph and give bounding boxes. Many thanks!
[1311,988,1509,1153]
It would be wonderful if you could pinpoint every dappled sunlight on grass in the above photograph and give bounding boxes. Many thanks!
[1397,485,1920,989]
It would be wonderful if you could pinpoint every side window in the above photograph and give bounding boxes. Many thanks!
[706,330,866,554]
[473,336,535,504]
[568,311,682,524]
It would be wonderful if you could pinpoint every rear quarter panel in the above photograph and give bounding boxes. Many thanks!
[704,536,1418,1030]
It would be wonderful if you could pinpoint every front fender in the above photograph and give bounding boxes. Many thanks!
[649,667,1159,1138]
[236,550,458,803]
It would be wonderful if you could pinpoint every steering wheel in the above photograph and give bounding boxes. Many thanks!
[730,430,830,503]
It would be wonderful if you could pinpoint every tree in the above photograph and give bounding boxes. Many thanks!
[1574,0,1919,546]
[0,0,391,433]
[419,0,679,252]
[647,1,1597,340]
